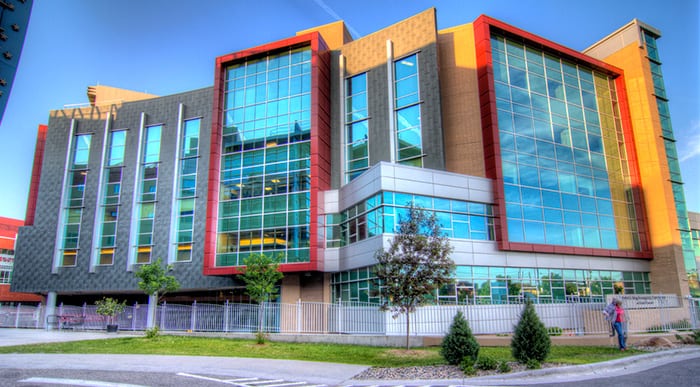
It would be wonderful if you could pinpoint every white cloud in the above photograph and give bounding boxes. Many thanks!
[313,0,360,38]
[679,120,700,162]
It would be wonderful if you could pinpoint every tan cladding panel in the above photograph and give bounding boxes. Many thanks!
[297,20,353,50]
[603,43,680,247]
[438,23,485,177]
[341,8,437,75]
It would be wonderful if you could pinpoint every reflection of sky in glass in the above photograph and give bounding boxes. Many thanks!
[491,32,639,250]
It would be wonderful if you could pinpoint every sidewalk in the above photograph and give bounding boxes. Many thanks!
[1,328,699,386]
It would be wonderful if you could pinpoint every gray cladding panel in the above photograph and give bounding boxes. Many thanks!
[13,88,234,294]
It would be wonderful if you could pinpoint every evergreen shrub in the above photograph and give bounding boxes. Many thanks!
[440,311,480,366]
[511,300,551,364]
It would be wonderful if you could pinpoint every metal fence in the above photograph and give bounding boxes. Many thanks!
[2,295,698,337]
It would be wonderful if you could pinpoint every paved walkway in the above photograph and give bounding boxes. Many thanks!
[1,328,699,386]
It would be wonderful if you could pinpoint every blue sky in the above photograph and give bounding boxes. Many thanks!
[0,0,697,220]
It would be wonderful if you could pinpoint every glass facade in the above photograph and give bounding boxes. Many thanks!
[394,54,423,166]
[216,47,312,267]
[345,73,369,182]
[134,125,162,264]
[642,30,698,295]
[174,118,200,262]
[96,130,126,266]
[59,134,91,267]
[491,32,641,251]
[327,192,494,247]
[332,265,650,304]
[0,249,13,284]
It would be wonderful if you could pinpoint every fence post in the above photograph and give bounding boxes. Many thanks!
[14,303,21,328]
[131,302,138,331]
[34,304,42,329]
[159,301,166,329]
[338,298,343,334]
[296,299,301,333]
[224,300,229,333]
[191,300,197,332]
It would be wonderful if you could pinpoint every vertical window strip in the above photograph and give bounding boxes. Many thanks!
[175,118,200,262]
[393,54,423,166]
[134,125,162,264]
[344,73,369,182]
[96,130,126,266]
[60,133,92,267]
[642,29,697,279]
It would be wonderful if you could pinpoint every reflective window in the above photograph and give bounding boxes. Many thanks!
[59,134,92,267]
[491,33,642,251]
[174,118,200,262]
[133,125,162,265]
[108,130,126,167]
[332,265,651,304]
[217,47,312,267]
[394,54,423,166]
[345,73,369,182]
[332,192,494,247]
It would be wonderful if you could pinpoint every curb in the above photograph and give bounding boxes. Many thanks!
[348,347,700,386]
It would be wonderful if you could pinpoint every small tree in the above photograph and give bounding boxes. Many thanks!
[511,300,551,365]
[240,253,283,343]
[441,311,479,366]
[134,258,180,332]
[135,258,180,301]
[95,297,126,326]
[374,203,454,349]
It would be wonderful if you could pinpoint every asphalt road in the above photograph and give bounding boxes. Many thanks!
[507,357,699,387]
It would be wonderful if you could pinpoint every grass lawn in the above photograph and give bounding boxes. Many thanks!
[0,335,644,368]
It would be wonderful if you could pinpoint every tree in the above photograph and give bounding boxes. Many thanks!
[134,258,180,329]
[374,203,454,349]
[511,300,551,366]
[95,297,126,329]
[441,311,479,366]
[240,253,284,343]
[135,258,180,300]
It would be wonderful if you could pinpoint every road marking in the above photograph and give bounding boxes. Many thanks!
[19,377,148,387]
[177,372,249,386]
[177,373,327,387]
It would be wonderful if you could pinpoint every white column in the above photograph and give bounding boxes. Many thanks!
[127,112,146,271]
[386,40,396,163]
[146,293,158,328]
[167,104,185,264]
[45,291,57,329]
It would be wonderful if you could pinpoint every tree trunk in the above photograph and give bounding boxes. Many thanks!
[405,312,411,350]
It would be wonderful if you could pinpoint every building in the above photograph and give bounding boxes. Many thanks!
[12,9,699,312]
[0,216,42,304]
[0,0,33,124]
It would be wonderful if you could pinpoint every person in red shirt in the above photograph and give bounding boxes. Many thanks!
[612,299,627,351]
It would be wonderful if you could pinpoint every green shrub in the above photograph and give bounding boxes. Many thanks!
[646,319,691,333]
[498,361,512,373]
[547,326,563,336]
[677,329,700,344]
[144,326,160,339]
[475,355,498,370]
[511,300,551,364]
[440,311,480,366]
[526,358,541,369]
[460,358,477,376]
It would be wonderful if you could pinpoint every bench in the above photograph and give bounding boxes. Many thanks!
[46,314,85,330]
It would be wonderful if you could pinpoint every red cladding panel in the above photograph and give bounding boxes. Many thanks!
[24,125,48,226]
